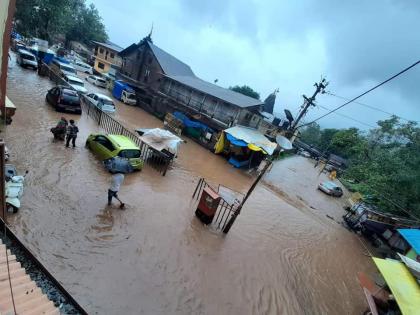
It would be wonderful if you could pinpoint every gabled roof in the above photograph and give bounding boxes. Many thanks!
[119,41,194,77]
[148,42,195,76]
[92,41,123,52]
[166,75,264,108]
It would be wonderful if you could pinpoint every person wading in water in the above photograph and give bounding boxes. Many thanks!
[65,119,79,148]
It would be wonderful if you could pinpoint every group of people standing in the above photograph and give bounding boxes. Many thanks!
[51,117,79,147]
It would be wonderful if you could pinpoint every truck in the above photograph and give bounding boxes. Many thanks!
[112,80,136,105]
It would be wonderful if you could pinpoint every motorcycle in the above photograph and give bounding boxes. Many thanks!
[5,164,28,213]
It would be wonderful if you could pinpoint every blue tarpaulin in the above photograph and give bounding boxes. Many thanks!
[173,111,213,133]
[398,229,420,254]
[226,133,247,147]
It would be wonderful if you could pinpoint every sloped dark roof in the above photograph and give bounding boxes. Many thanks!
[148,42,195,76]
[167,75,264,108]
[92,41,123,52]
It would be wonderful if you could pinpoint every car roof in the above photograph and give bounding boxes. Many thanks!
[95,93,112,100]
[60,87,78,95]
[17,49,35,56]
[66,75,83,83]
[107,135,139,150]
[56,61,75,68]
[322,181,339,188]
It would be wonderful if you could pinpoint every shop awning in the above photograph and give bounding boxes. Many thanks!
[373,257,420,315]
[398,229,420,254]
[224,126,277,155]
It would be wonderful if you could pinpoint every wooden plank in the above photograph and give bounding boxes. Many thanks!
[0,243,59,314]
[0,268,26,281]
[0,255,17,264]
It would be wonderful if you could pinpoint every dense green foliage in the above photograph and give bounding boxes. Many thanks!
[229,85,260,100]
[299,118,420,217]
[14,0,108,45]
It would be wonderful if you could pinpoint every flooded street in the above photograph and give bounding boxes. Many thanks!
[3,54,376,314]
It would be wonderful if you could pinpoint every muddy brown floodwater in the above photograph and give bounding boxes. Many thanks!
[3,53,376,314]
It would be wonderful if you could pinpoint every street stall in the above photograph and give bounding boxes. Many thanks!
[135,128,183,159]
[173,111,214,144]
[398,229,420,261]
[214,125,277,168]
[358,257,420,315]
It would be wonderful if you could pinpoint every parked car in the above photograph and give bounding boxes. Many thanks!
[16,49,38,69]
[85,134,143,170]
[85,93,115,113]
[63,75,87,94]
[46,86,81,114]
[86,75,107,88]
[51,59,77,77]
[72,60,93,74]
[318,181,343,197]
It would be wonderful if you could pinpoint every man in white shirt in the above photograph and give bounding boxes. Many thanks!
[108,173,125,206]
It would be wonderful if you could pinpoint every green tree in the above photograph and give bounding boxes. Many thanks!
[64,2,108,46]
[299,122,321,146]
[343,117,420,217]
[14,0,108,45]
[229,85,260,100]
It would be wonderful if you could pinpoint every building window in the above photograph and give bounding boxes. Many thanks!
[144,69,150,83]
[110,52,115,59]
[98,62,105,69]
[99,48,104,54]
[148,57,153,64]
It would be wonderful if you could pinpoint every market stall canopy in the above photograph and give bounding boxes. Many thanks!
[136,128,183,156]
[373,257,420,315]
[398,229,420,254]
[224,126,277,155]
[398,253,420,280]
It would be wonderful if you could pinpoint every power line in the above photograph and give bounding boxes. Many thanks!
[298,59,420,128]
[325,92,418,123]
[316,103,376,128]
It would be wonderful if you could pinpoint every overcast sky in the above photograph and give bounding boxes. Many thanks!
[90,0,420,130]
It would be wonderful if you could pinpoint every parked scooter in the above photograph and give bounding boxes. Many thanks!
[5,164,28,213]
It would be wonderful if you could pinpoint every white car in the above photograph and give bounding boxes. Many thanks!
[86,75,107,88]
[16,49,38,69]
[73,60,93,74]
[85,93,116,113]
[64,75,87,94]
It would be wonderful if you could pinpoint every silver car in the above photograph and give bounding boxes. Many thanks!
[16,49,38,70]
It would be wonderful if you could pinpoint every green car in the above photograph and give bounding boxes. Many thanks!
[86,134,144,170]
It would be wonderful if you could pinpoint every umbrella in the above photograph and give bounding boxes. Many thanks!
[103,157,134,174]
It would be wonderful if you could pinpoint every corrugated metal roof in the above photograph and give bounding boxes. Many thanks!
[148,42,195,76]
[167,75,264,108]
[93,41,123,52]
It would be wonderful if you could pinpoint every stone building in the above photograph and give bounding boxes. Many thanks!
[118,35,264,131]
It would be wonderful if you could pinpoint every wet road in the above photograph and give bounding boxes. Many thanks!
[4,53,375,314]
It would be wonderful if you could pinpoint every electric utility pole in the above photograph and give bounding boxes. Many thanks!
[291,78,329,131]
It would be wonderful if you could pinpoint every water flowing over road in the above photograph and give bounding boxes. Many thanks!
[4,54,375,314]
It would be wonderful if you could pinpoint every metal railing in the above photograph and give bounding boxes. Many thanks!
[81,96,171,175]
[192,178,240,231]
[42,62,172,176]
